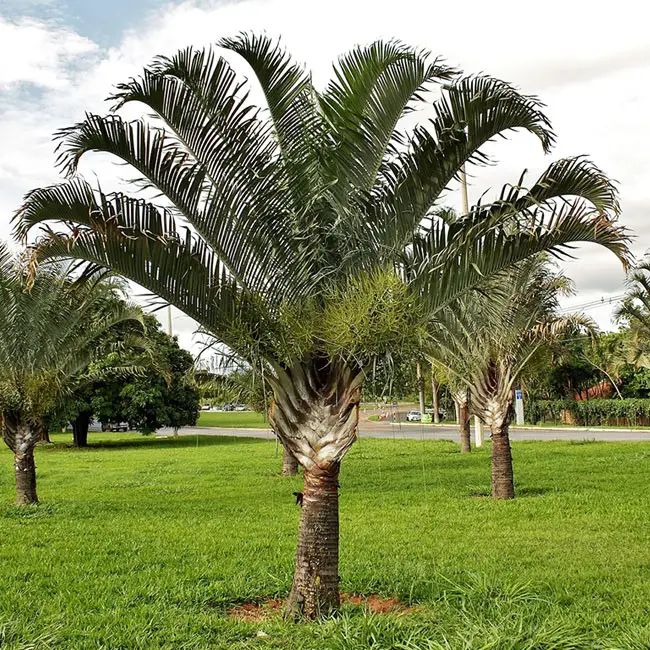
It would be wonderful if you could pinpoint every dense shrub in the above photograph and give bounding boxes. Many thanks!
[525,398,650,426]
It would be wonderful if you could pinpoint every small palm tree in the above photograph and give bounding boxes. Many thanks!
[428,258,588,498]
[0,243,142,505]
[616,259,650,368]
[15,35,628,615]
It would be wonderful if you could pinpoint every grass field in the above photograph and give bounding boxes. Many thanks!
[196,410,268,428]
[2,435,650,649]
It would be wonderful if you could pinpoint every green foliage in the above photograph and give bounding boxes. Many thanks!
[525,398,650,426]
[15,36,629,374]
[2,435,650,647]
[0,242,142,429]
[82,315,199,434]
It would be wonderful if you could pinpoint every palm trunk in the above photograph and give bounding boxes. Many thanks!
[268,358,362,619]
[286,464,340,618]
[2,411,39,505]
[491,410,514,499]
[459,399,471,453]
[37,421,51,444]
[281,445,299,476]
[72,411,91,447]
[15,448,38,505]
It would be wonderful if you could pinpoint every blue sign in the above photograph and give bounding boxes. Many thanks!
[515,390,523,400]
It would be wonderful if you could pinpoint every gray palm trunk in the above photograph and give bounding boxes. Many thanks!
[268,360,361,619]
[472,361,515,499]
[2,411,39,505]
[281,445,300,476]
[454,390,471,453]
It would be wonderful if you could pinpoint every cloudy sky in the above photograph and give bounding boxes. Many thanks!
[1,0,648,353]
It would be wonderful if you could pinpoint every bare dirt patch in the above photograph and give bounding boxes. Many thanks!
[227,595,416,621]
[227,600,283,622]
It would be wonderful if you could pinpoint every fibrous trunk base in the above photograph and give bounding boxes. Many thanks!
[281,446,299,476]
[492,425,514,499]
[15,449,38,505]
[459,402,471,453]
[286,465,339,619]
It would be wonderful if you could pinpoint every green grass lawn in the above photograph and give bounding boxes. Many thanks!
[2,435,650,649]
[196,410,268,428]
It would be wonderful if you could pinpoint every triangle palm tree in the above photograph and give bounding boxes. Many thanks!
[428,257,591,498]
[0,242,142,505]
[15,34,629,616]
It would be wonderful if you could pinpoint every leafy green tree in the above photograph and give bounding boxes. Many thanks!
[0,243,141,504]
[16,36,628,615]
[65,314,199,439]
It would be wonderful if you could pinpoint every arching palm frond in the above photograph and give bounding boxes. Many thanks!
[616,259,650,367]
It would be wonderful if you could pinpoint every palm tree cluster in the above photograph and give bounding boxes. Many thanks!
[0,243,142,504]
[428,257,589,498]
[13,35,629,617]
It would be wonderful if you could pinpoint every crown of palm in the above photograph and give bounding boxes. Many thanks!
[0,243,142,421]
[15,33,629,368]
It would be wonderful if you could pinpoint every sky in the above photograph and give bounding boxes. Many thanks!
[1,0,649,354]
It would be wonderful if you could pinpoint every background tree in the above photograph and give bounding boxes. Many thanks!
[0,243,141,504]
[16,36,628,615]
[617,258,650,369]
[78,315,199,436]
[430,258,589,498]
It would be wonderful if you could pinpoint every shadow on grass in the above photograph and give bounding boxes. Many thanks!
[467,486,557,499]
[39,434,271,453]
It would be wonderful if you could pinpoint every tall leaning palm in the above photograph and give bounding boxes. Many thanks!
[15,35,629,617]
[0,243,142,505]
[429,258,588,499]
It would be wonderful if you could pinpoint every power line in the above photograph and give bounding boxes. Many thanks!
[559,294,626,313]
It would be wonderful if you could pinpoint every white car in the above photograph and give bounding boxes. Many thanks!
[406,410,421,422]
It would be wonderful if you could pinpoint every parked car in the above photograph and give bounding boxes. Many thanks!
[222,403,234,412]
[233,404,248,411]
[406,410,421,422]
[101,422,129,432]
[200,404,211,410]
[425,408,447,420]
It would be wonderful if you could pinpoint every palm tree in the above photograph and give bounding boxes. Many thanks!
[429,258,587,498]
[616,259,650,368]
[15,35,628,616]
[0,242,142,505]
[452,385,472,453]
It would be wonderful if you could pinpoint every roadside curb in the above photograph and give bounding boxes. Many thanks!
[369,420,650,434]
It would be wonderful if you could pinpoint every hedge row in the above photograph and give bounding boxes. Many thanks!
[525,399,650,427]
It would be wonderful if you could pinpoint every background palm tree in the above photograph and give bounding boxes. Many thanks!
[15,35,629,616]
[0,243,142,505]
[429,257,589,498]
[616,258,650,368]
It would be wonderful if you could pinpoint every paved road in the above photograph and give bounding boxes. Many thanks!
[158,424,650,442]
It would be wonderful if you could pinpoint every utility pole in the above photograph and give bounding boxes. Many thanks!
[167,305,172,337]
[416,360,426,415]
[431,363,440,424]
[460,165,469,215]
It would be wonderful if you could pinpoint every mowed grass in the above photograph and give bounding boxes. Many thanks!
[2,436,650,649]
[196,410,268,428]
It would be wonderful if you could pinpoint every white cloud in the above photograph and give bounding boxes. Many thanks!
[0,17,97,89]
[1,0,649,345]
